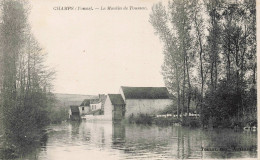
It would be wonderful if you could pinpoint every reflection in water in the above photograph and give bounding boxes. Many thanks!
[0,121,257,159]
[112,123,126,146]
[71,121,80,136]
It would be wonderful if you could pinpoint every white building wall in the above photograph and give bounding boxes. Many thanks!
[90,102,102,111]
[103,96,113,120]
[68,109,72,118]
[79,106,90,115]
[125,99,173,117]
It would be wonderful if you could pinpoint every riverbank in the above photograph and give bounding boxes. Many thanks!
[125,113,256,130]
[126,114,200,127]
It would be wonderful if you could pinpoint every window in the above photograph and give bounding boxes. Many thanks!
[82,107,84,111]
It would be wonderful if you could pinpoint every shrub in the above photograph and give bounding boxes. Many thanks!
[189,119,200,128]
[128,113,153,125]
[136,114,153,125]
[128,114,135,124]
[47,107,68,124]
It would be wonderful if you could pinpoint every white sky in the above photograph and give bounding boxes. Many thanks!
[29,0,165,95]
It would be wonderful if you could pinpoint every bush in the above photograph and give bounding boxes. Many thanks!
[47,107,68,124]
[201,79,244,128]
[189,119,200,128]
[128,113,153,125]
[128,114,135,124]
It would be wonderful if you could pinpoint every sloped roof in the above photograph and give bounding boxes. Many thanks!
[70,105,79,112]
[80,99,91,106]
[90,99,100,104]
[81,98,100,106]
[99,94,107,108]
[121,86,170,99]
[108,94,125,105]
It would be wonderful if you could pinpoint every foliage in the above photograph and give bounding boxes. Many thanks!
[181,117,201,127]
[47,101,68,124]
[128,114,153,125]
[189,119,200,128]
[0,0,56,148]
[150,0,256,128]
[202,77,255,128]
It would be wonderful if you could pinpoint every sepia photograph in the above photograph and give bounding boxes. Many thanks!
[0,0,257,159]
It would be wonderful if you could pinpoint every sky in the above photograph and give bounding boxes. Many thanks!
[28,0,166,95]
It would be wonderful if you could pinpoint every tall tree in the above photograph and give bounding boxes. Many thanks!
[190,0,207,116]
[150,0,194,119]
[205,0,222,91]
[0,0,55,145]
[169,0,193,118]
[150,0,256,127]
[150,2,182,118]
[0,0,28,140]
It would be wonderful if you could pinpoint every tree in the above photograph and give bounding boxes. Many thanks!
[190,0,208,115]
[150,2,182,118]
[0,0,55,146]
[150,0,195,119]
[150,0,256,127]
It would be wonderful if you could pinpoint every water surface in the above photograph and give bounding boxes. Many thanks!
[1,121,257,159]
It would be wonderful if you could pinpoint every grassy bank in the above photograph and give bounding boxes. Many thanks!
[127,113,256,129]
[127,114,200,127]
[128,114,153,125]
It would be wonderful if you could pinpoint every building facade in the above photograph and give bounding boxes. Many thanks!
[79,99,91,115]
[90,99,102,111]
[119,86,173,117]
[104,94,125,121]
[79,95,107,116]
[69,105,81,120]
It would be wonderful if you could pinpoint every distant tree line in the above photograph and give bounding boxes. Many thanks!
[150,0,256,127]
[0,0,56,145]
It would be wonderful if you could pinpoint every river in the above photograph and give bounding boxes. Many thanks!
[0,120,257,159]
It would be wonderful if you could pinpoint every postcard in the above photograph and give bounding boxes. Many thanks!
[0,0,258,159]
